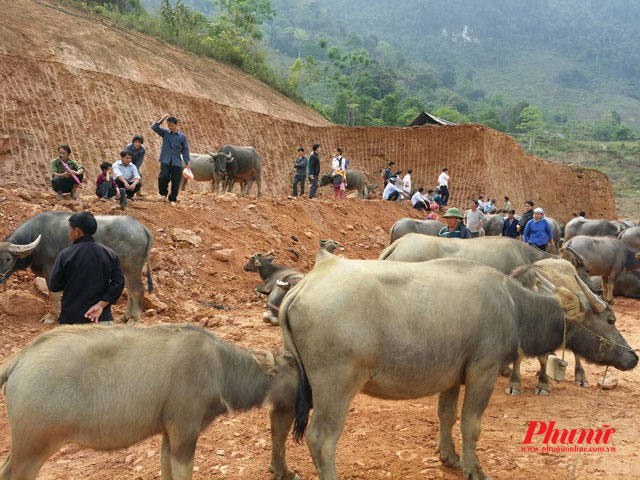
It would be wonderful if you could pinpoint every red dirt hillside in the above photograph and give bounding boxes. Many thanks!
[0,0,615,220]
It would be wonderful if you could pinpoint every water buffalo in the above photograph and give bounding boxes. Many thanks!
[546,217,563,251]
[244,240,340,325]
[214,145,262,196]
[509,258,612,394]
[0,323,299,480]
[388,218,445,244]
[243,253,303,296]
[562,236,640,303]
[279,255,637,480]
[592,271,640,300]
[619,226,640,251]
[380,234,550,274]
[179,152,224,192]
[319,170,368,198]
[483,215,505,236]
[563,218,619,242]
[0,212,153,324]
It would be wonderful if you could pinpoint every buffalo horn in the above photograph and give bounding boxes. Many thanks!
[534,271,557,293]
[574,274,608,313]
[7,234,41,257]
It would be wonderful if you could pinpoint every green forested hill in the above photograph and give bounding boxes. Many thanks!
[138,0,640,134]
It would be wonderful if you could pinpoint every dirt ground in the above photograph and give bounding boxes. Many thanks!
[0,186,638,480]
[0,1,637,478]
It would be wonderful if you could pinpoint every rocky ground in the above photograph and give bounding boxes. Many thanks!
[0,186,638,480]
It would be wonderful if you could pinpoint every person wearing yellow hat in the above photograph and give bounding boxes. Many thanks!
[438,208,472,238]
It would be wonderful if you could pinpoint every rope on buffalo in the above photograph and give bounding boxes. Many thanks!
[567,365,609,480]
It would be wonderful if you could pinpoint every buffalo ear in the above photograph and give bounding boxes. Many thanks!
[554,287,584,322]
[252,349,277,376]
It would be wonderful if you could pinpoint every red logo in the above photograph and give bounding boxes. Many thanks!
[522,421,615,445]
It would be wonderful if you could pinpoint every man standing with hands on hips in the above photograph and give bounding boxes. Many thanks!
[151,113,190,206]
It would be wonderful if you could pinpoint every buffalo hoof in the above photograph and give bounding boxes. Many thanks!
[438,450,461,469]
[504,387,520,397]
[533,386,550,396]
[574,379,589,388]
[268,465,300,480]
[262,312,272,324]
[463,467,490,480]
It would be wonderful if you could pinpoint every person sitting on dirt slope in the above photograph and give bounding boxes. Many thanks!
[426,203,440,221]
[113,150,141,201]
[50,145,85,200]
[125,135,146,195]
[96,161,127,209]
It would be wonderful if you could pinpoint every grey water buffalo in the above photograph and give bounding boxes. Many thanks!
[279,255,637,480]
[591,271,640,300]
[0,323,299,480]
[619,226,640,251]
[563,218,620,242]
[244,240,340,325]
[319,170,368,198]
[509,259,612,394]
[613,271,640,299]
[179,152,224,192]
[380,234,550,274]
[546,217,562,251]
[388,218,445,244]
[214,145,263,196]
[562,236,640,303]
[483,215,505,236]
[0,212,153,324]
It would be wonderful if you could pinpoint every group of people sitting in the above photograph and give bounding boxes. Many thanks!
[50,137,146,209]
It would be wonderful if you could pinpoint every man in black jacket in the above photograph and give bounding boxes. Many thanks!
[49,211,125,324]
[308,143,321,199]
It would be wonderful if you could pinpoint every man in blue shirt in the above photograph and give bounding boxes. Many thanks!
[151,113,190,206]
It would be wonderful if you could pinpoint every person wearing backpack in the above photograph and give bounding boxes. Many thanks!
[382,161,395,186]
[331,147,346,200]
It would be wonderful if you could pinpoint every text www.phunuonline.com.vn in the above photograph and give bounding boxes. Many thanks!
[521,445,616,454]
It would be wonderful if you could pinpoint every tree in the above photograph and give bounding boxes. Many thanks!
[433,107,469,124]
[292,28,309,58]
[517,106,546,150]
[212,0,276,41]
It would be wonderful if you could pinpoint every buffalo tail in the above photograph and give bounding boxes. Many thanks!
[147,262,154,293]
[278,279,312,444]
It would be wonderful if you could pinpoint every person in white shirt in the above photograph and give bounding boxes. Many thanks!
[382,176,408,201]
[403,169,413,193]
[411,187,428,210]
[477,195,485,210]
[438,167,450,206]
[113,150,141,201]
[331,147,347,200]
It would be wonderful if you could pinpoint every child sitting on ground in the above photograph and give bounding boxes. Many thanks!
[96,161,127,209]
